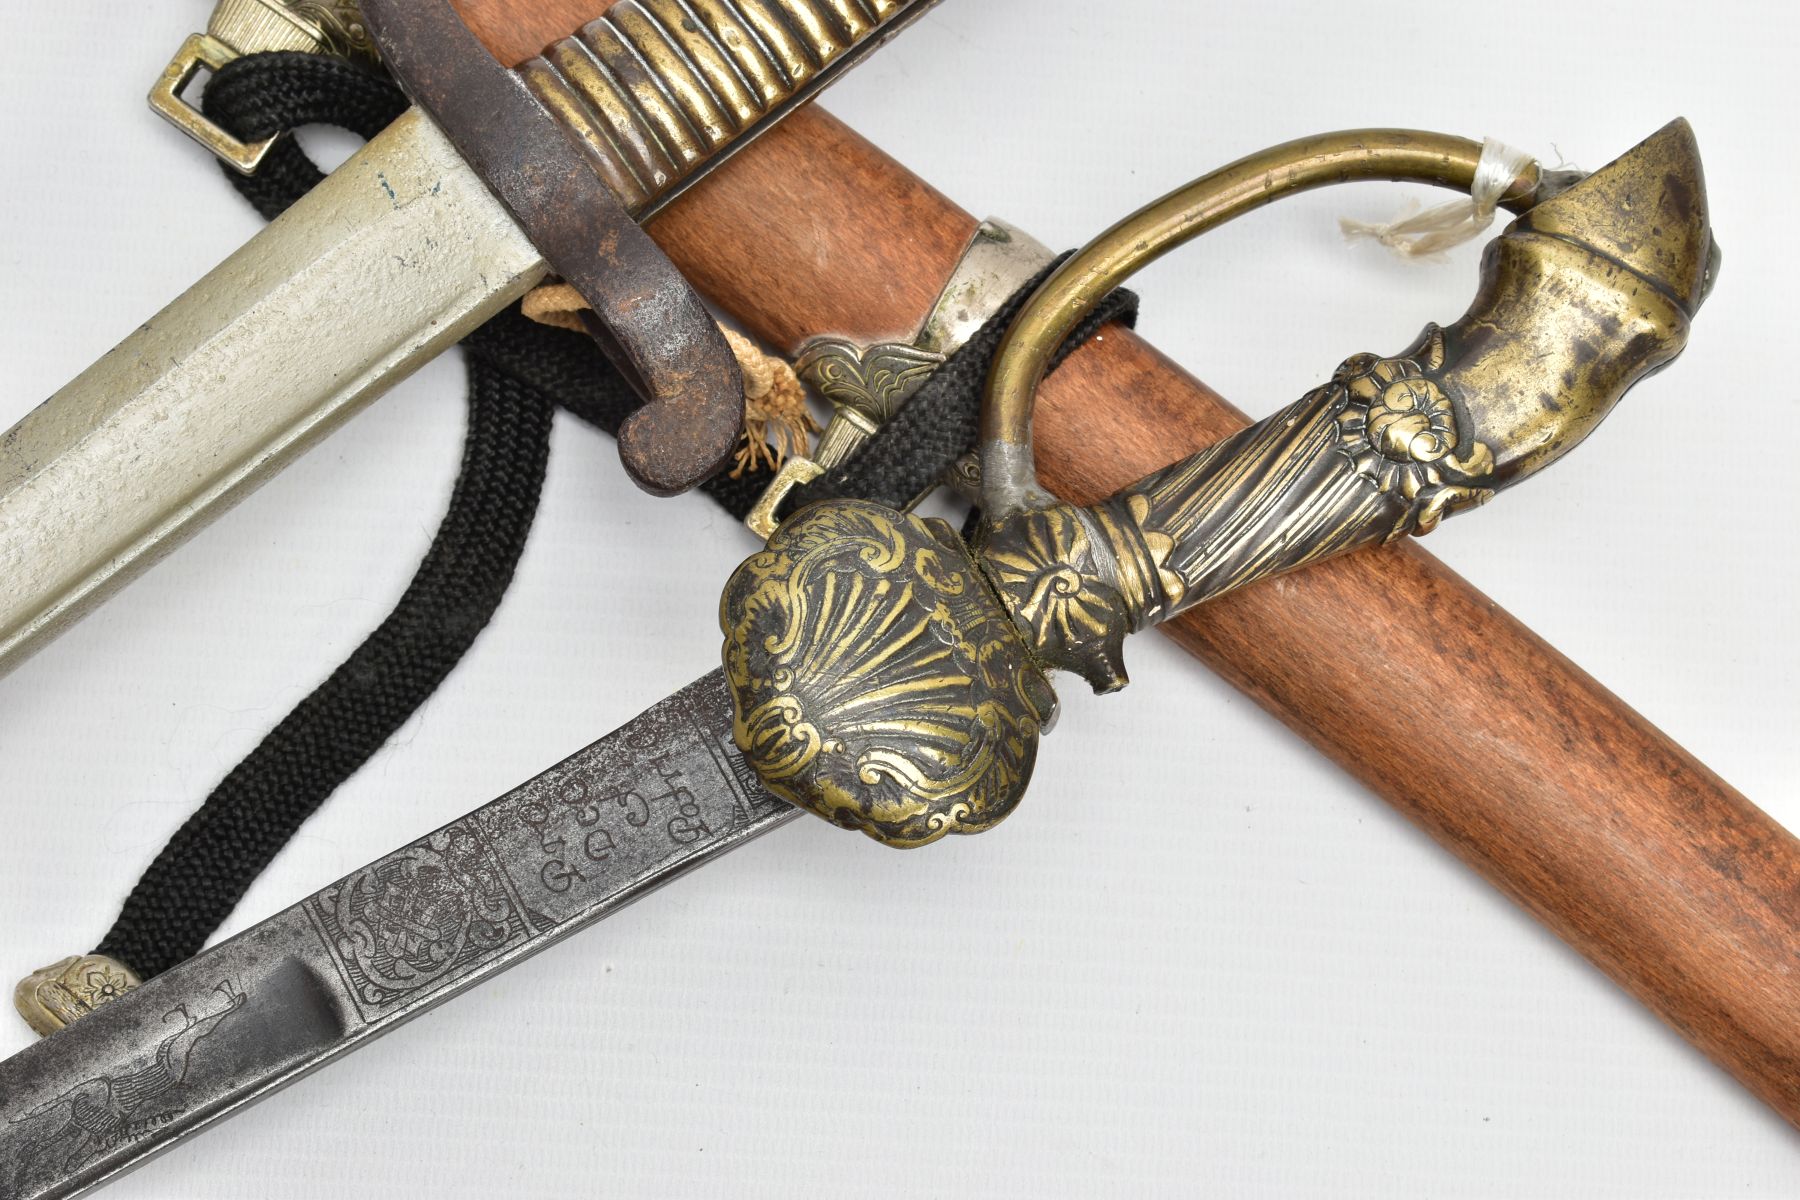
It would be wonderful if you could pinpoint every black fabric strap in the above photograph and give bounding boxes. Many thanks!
[786,253,1137,514]
[99,357,553,976]
[201,53,411,221]
[98,51,1139,979]
[99,58,551,978]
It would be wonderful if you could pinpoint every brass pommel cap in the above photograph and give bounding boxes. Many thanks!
[1440,118,1717,487]
[1518,118,1716,317]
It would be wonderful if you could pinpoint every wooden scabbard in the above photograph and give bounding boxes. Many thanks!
[455,0,1800,1127]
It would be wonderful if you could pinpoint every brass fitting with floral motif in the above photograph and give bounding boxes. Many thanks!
[975,120,1714,695]
[14,955,142,1037]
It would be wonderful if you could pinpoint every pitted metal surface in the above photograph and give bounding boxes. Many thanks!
[0,672,794,1200]
[361,0,944,496]
[361,0,744,496]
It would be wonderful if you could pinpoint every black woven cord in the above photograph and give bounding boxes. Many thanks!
[98,55,551,978]
[200,52,409,220]
[785,257,1138,515]
[98,358,552,977]
[99,51,1144,978]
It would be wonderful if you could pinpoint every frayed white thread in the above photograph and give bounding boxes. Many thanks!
[1340,137,1539,262]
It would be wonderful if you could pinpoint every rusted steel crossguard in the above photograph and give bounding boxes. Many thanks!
[451,0,1800,1127]
[364,0,746,497]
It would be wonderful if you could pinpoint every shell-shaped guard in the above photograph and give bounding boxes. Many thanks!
[720,500,1057,848]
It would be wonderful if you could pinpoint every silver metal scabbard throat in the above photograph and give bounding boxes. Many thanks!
[746,217,1055,536]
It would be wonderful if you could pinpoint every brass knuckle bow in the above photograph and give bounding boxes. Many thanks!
[721,121,1717,848]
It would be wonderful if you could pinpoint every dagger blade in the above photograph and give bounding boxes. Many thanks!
[0,108,546,680]
[0,670,796,1200]
[0,0,943,681]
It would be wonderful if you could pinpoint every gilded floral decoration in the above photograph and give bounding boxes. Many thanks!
[980,505,1132,693]
[720,501,1055,848]
[1332,325,1498,537]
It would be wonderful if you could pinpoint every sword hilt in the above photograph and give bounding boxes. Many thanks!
[721,121,1717,847]
[362,0,938,495]
[977,121,1714,691]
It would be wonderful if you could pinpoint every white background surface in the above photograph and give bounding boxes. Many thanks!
[2,2,1797,1196]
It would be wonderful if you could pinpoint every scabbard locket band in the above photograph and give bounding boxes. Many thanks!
[721,121,1717,848]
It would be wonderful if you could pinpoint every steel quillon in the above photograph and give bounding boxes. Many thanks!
[720,120,1717,848]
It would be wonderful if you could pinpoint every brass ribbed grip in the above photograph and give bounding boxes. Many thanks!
[520,0,915,216]
[977,121,1714,694]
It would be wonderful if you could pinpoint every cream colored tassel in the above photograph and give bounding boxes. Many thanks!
[520,282,818,476]
[1341,138,1541,262]
[721,329,818,478]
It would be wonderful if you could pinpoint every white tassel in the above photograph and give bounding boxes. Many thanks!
[1340,138,1541,262]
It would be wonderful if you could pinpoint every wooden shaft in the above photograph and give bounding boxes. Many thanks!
[456,1,1800,1125]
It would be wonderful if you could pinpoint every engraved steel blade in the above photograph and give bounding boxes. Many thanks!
[0,671,796,1200]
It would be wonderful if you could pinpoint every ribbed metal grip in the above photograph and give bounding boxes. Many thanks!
[207,0,332,53]
[520,0,915,215]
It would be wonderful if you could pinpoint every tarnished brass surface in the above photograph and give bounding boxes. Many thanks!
[231,1,376,59]
[150,1,376,173]
[720,500,1055,847]
[980,129,1549,516]
[742,339,937,539]
[1444,122,1713,487]
[744,457,828,542]
[723,122,1714,848]
[519,0,928,218]
[799,339,945,458]
[13,956,142,1038]
[976,121,1712,690]
[978,504,1135,694]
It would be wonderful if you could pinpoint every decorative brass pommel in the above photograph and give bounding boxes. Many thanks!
[14,955,142,1037]
[720,500,1056,848]
[1441,119,1715,487]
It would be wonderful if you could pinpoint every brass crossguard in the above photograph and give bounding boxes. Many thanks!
[721,121,1717,847]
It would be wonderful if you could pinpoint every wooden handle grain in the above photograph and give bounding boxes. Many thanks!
[455,0,1800,1127]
